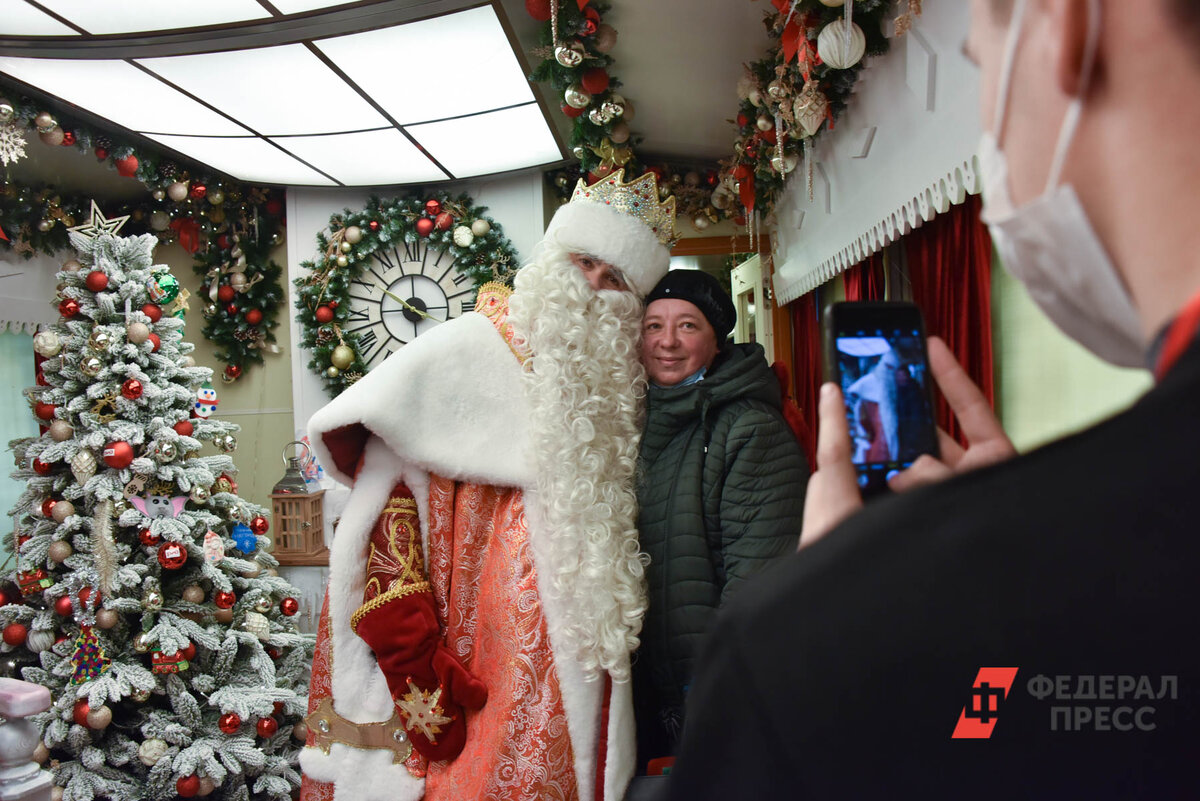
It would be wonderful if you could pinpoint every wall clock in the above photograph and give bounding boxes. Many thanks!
[343,239,477,371]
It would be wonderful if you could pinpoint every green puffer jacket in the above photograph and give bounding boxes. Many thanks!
[634,342,809,734]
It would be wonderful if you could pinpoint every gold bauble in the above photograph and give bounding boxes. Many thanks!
[330,344,355,370]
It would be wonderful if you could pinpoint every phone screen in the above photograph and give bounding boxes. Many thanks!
[827,303,938,496]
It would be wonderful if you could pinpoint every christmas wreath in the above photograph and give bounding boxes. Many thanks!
[294,194,520,398]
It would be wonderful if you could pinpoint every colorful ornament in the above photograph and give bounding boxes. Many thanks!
[157,541,188,569]
[115,154,139,177]
[121,378,143,400]
[19,569,53,596]
[214,433,238,453]
[2,623,27,647]
[214,590,236,609]
[35,402,56,421]
[203,530,224,564]
[581,67,610,94]
[414,217,434,237]
[219,712,242,734]
[58,298,80,318]
[217,284,236,303]
[434,211,454,231]
[79,355,103,378]
[232,523,257,553]
[280,597,299,616]
[173,419,194,437]
[133,632,152,653]
[256,717,279,737]
[249,515,270,536]
[223,364,242,382]
[147,332,161,352]
[138,528,162,547]
[254,596,272,614]
[194,383,218,418]
[151,647,189,674]
[424,199,441,216]
[189,485,210,504]
[69,626,111,684]
[72,699,90,726]
[32,458,52,476]
[315,305,334,324]
[176,775,200,798]
[54,595,74,616]
[141,303,162,322]
[244,308,263,325]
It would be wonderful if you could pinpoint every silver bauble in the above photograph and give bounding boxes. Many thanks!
[564,84,592,109]
[88,328,113,352]
[151,188,166,202]
[154,442,178,463]
[554,42,585,68]
[587,107,613,126]
[79,356,103,378]
[254,597,272,614]
[0,98,13,124]
[133,632,153,652]
[142,590,164,612]
[216,434,238,453]
[130,687,151,702]
[771,154,799,174]
[189,485,210,504]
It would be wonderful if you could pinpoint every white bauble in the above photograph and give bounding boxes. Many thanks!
[452,226,474,248]
[817,19,866,70]
[138,738,168,766]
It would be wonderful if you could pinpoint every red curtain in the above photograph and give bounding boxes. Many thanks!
[905,194,995,447]
[842,251,886,301]
[789,290,821,467]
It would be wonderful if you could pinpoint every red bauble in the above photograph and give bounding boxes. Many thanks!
[415,218,434,238]
[115,155,139,178]
[156,541,188,570]
[744,143,758,159]
[61,131,76,146]
[225,303,238,316]
[85,270,109,292]
[214,591,236,609]
[224,365,242,381]
[249,516,269,536]
[55,596,74,616]
[265,647,281,660]
[176,775,200,798]
[41,498,57,517]
[35,402,56,421]
[121,379,143,400]
[189,183,207,200]
[314,306,334,324]
[272,701,285,716]
[280,597,299,616]
[32,459,52,476]
[141,303,162,322]
[216,234,232,250]
[102,441,134,469]
[2,623,27,647]
[581,67,610,95]
[525,0,552,21]
[329,301,339,309]
[73,700,91,726]
[424,199,441,216]
[368,220,380,231]
[78,587,98,606]
[217,285,236,303]
[173,420,194,437]
[706,170,720,187]
[737,113,750,129]
[561,104,585,119]
[94,147,108,161]
[264,198,283,217]
[759,128,777,145]
[180,641,196,661]
[582,17,597,35]
[219,712,241,733]
[59,298,80,318]
[434,212,453,231]
[139,528,162,547]
[244,309,263,326]
[256,717,279,737]
[148,333,161,352]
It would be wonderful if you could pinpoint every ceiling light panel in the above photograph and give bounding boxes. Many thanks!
[1,3,79,36]
[32,0,271,35]
[408,103,561,178]
[271,129,448,185]
[315,6,534,125]
[144,133,336,185]
[0,56,249,135]
[138,45,387,136]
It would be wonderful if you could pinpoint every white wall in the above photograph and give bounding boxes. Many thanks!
[772,0,982,303]
[285,170,545,440]
[0,250,60,333]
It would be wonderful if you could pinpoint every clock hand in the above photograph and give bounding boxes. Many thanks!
[381,287,431,320]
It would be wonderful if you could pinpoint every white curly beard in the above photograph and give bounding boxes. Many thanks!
[507,239,648,682]
[0,123,27,168]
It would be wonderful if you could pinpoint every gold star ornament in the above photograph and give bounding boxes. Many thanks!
[69,200,130,241]
[395,679,453,742]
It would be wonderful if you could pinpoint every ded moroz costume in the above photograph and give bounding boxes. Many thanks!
[299,171,676,801]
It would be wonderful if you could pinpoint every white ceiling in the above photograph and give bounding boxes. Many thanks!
[1,0,771,184]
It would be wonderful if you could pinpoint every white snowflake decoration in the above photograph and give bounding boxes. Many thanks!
[0,123,26,167]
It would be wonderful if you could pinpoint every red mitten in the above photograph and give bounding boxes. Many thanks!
[353,583,487,762]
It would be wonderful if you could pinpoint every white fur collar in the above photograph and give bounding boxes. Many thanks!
[308,312,534,490]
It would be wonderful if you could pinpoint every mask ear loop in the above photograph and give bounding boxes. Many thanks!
[1044,0,1101,192]
[991,0,1028,140]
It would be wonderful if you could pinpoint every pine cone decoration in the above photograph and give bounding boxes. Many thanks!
[160,161,178,179]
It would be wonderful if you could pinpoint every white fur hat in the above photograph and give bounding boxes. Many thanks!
[543,170,675,297]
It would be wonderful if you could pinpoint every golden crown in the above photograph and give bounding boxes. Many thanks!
[570,170,678,248]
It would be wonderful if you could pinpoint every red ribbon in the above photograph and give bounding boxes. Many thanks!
[739,174,757,212]
[168,218,201,254]
[0,224,8,242]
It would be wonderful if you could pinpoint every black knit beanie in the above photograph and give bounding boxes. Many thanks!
[644,269,737,341]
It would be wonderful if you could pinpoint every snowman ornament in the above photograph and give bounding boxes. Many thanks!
[195,383,219,418]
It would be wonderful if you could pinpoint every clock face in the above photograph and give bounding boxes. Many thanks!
[344,239,476,371]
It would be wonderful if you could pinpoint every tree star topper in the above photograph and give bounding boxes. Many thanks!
[396,679,453,741]
[69,200,130,241]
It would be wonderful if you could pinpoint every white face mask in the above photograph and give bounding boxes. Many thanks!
[978,0,1145,367]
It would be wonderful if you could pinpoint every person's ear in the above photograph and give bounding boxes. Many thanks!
[1052,0,1091,97]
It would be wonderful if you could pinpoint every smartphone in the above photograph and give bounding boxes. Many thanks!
[822,301,939,497]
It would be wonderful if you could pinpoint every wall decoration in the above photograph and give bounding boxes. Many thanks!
[295,194,519,397]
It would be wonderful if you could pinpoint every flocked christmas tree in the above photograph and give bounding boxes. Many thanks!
[3,214,313,801]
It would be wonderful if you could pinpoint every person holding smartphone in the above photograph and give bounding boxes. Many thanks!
[666,0,1200,797]
[632,268,809,775]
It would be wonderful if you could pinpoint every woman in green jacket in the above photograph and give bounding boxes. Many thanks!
[633,269,809,770]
